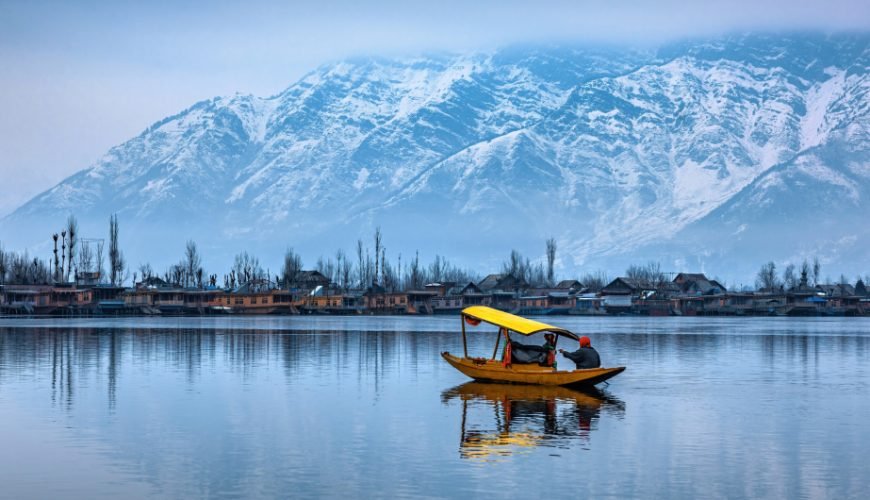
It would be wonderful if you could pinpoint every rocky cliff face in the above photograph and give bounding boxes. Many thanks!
[4,34,868,280]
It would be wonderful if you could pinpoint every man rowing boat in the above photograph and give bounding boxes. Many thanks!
[559,336,601,369]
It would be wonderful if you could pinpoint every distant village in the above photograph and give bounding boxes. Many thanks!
[1,216,869,317]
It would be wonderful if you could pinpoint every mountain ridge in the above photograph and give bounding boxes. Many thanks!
[2,33,868,281]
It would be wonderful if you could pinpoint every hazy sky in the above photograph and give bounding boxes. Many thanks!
[1,0,868,216]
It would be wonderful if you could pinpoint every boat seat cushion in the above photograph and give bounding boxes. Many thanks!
[509,341,551,365]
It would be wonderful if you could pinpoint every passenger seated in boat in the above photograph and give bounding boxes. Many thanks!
[559,336,601,369]
[543,333,557,367]
[510,333,557,366]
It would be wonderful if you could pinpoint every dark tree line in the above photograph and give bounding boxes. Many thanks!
[5,215,870,294]
[0,214,114,286]
[753,256,857,292]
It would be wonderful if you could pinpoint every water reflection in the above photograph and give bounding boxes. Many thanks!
[441,382,625,461]
[0,327,414,410]
[0,318,868,498]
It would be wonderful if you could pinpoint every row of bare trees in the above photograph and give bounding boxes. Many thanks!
[0,214,125,286]
[14,216,868,294]
[756,258,868,292]
[138,226,483,292]
[50,216,78,282]
[0,243,51,285]
[313,228,479,292]
[1,221,585,291]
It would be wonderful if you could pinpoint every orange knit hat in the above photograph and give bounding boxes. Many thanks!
[579,336,591,347]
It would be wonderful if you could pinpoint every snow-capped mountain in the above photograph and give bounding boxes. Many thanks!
[3,34,868,281]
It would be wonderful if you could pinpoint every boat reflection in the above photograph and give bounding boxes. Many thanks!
[441,382,625,461]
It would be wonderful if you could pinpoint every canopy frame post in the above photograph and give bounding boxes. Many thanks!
[461,315,468,358]
[491,328,502,360]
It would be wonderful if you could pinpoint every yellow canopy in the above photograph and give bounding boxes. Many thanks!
[461,306,578,340]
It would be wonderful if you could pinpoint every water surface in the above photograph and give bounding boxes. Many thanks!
[1,316,868,499]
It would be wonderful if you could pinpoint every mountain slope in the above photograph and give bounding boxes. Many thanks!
[2,34,868,280]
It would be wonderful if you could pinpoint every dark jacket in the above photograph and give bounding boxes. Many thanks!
[562,346,601,369]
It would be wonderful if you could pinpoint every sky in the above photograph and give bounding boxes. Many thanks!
[1,0,868,216]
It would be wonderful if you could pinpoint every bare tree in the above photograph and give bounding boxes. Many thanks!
[382,253,396,291]
[78,240,94,275]
[529,261,546,287]
[625,261,664,287]
[334,250,344,288]
[800,259,811,286]
[396,253,402,291]
[96,241,105,283]
[281,248,303,289]
[546,238,557,286]
[66,215,77,281]
[409,251,421,290]
[0,242,6,285]
[648,262,666,288]
[232,251,263,283]
[356,239,365,288]
[581,271,608,292]
[782,264,797,289]
[364,247,372,288]
[60,229,66,281]
[52,233,59,282]
[756,261,780,292]
[340,251,352,291]
[430,254,444,283]
[380,246,386,288]
[502,249,522,278]
[373,226,382,285]
[183,240,202,287]
[108,214,124,286]
[315,256,335,284]
[812,256,821,287]
[626,264,645,281]
[138,262,153,281]
[167,263,184,286]
[3,250,51,285]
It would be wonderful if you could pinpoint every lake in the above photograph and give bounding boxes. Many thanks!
[0,316,868,499]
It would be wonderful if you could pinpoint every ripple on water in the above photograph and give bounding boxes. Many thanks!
[0,316,868,498]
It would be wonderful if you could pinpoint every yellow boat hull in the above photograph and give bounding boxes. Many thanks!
[441,352,625,386]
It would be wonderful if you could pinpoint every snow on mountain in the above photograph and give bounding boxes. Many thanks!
[2,34,868,280]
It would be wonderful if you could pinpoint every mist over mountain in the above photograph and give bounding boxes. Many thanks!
[2,33,868,284]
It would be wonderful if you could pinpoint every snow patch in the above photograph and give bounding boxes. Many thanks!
[800,69,845,150]
[588,109,619,120]
[353,168,370,190]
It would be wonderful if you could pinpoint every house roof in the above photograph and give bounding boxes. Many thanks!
[478,273,527,291]
[684,278,725,294]
[294,270,330,282]
[233,278,275,294]
[816,283,856,296]
[425,281,456,289]
[674,273,708,282]
[139,276,169,287]
[555,279,582,289]
[478,273,505,290]
[603,277,655,293]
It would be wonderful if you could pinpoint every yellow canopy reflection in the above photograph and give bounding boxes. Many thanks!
[442,382,625,461]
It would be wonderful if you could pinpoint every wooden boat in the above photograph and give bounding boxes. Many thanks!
[441,305,625,387]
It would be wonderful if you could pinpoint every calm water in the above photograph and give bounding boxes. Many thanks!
[0,316,868,499]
